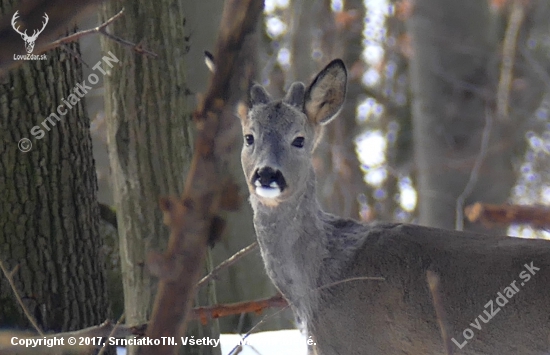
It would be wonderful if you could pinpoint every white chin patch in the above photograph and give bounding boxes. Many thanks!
[256,186,281,198]
[255,180,281,198]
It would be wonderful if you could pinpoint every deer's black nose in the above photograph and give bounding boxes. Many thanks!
[257,167,278,185]
[254,167,287,190]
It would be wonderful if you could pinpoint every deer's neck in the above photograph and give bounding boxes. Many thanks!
[250,168,331,320]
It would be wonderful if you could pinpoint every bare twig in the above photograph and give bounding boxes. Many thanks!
[455,107,493,231]
[317,275,385,292]
[97,313,125,355]
[42,8,157,57]
[228,303,292,355]
[43,8,124,50]
[99,33,157,57]
[192,294,287,325]
[465,202,550,229]
[197,242,258,289]
[497,0,525,120]
[228,275,385,355]
[0,260,44,336]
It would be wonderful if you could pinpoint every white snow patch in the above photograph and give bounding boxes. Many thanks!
[116,329,307,355]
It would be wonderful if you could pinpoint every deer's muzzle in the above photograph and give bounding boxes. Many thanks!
[252,167,287,199]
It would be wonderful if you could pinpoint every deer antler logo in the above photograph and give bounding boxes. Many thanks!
[11,11,49,54]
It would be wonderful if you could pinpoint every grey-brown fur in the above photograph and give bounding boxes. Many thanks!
[239,59,550,354]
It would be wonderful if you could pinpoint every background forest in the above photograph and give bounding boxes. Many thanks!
[1,0,550,354]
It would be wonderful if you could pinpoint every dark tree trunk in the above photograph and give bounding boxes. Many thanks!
[0,4,110,335]
[99,0,198,352]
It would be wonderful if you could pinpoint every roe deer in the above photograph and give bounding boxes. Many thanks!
[238,59,550,354]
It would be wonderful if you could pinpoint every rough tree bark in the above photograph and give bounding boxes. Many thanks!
[98,0,198,353]
[0,0,110,337]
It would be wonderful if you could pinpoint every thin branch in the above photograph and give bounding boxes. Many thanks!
[228,275,385,355]
[97,313,125,355]
[8,264,20,279]
[497,0,525,120]
[43,8,124,50]
[455,107,493,231]
[41,8,158,57]
[317,275,385,292]
[465,202,550,229]
[99,33,158,58]
[197,242,258,289]
[0,260,44,336]
[192,295,287,325]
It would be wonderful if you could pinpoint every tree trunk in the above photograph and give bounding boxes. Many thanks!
[325,0,367,219]
[99,1,201,353]
[407,0,520,233]
[376,3,414,223]
[296,0,366,219]
[0,9,110,338]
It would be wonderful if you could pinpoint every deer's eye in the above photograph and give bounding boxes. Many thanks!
[292,137,305,148]
[244,134,254,146]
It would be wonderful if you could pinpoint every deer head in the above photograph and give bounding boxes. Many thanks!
[239,59,347,207]
[11,11,49,54]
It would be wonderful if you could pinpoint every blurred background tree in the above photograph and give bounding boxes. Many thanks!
[3,0,550,353]
[88,0,550,341]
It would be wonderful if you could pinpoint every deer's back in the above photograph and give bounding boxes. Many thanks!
[310,222,550,355]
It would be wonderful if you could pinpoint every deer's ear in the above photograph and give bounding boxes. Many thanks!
[250,85,271,107]
[283,82,305,108]
[304,59,347,125]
